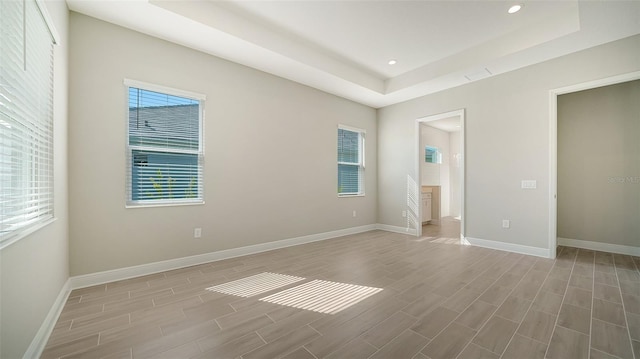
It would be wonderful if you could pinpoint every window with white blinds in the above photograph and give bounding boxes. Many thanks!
[0,0,56,248]
[125,80,204,207]
[337,125,365,196]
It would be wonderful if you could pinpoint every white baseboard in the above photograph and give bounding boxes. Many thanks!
[27,225,562,358]
[558,237,640,256]
[466,237,551,258]
[30,224,381,359]
[376,224,417,236]
[23,279,71,359]
[70,224,378,290]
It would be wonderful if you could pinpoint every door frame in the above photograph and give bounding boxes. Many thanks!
[548,71,640,258]
[415,109,466,240]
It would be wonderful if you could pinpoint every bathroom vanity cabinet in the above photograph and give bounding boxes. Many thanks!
[421,186,441,224]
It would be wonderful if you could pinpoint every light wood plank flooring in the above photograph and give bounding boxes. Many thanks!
[422,216,461,244]
[43,230,640,358]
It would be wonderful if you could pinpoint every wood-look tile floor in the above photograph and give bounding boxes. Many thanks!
[43,229,640,359]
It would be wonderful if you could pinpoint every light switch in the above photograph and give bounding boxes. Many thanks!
[521,180,537,189]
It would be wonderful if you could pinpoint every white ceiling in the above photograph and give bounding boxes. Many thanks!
[66,0,640,108]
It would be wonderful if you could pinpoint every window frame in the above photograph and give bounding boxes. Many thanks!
[124,79,206,208]
[425,146,442,164]
[337,124,366,197]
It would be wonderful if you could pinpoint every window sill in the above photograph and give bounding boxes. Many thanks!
[0,217,57,251]
[126,201,205,209]
[338,193,365,198]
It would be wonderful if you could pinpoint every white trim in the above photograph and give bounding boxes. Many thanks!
[558,238,640,257]
[123,78,207,101]
[125,201,205,209]
[36,224,381,356]
[31,225,552,357]
[337,125,366,197]
[548,90,558,259]
[416,109,465,123]
[23,279,71,359]
[0,218,56,251]
[465,236,551,258]
[70,225,377,289]
[29,225,553,358]
[551,71,640,96]
[548,71,640,260]
[376,224,418,236]
[337,124,366,134]
[415,109,466,238]
[459,111,466,240]
[125,81,205,207]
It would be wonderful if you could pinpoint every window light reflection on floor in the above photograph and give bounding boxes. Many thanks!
[205,272,304,297]
[259,279,383,314]
[430,237,463,245]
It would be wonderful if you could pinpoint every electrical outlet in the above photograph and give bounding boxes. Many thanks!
[402,210,407,218]
[352,210,357,217]
[502,220,510,229]
[194,228,202,238]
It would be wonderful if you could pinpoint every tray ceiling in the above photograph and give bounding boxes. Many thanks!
[67,0,640,108]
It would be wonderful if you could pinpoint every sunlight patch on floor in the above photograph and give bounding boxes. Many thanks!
[206,272,304,297]
[430,237,462,245]
[414,236,437,242]
[259,279,383,314]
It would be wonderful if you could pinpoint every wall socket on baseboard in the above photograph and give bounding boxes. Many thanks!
[502,220,510,229]
[194,228,202,238]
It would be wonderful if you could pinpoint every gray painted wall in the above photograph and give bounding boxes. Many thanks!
[3,9,639,357]
[558,80,640,247]
[378,34,640,251]
[0,1,69,358]
[68,13,377,276]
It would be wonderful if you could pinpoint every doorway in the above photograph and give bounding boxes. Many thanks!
[549,71,640,258]
[415,109,465,241]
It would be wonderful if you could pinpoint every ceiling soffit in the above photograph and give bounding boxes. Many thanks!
[66,0,640,108]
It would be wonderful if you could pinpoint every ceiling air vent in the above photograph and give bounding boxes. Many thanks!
[464,68,492,82]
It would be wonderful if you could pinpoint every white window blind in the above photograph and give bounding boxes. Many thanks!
[125,80,204,206]
[0,0,56,248]
[337,125,365,196]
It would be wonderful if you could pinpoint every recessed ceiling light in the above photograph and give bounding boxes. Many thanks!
[388,59,397,65]
[508,4,523,14]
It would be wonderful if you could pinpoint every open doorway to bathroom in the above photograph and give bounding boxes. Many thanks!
[415,109,465,243]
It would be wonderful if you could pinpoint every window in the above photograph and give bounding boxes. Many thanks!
[125,80,205,206]
[0,0,56,248]
[425,146,442,164]
[337,125,365,196]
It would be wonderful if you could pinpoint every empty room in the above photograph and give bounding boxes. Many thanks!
[1,1,639,358]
